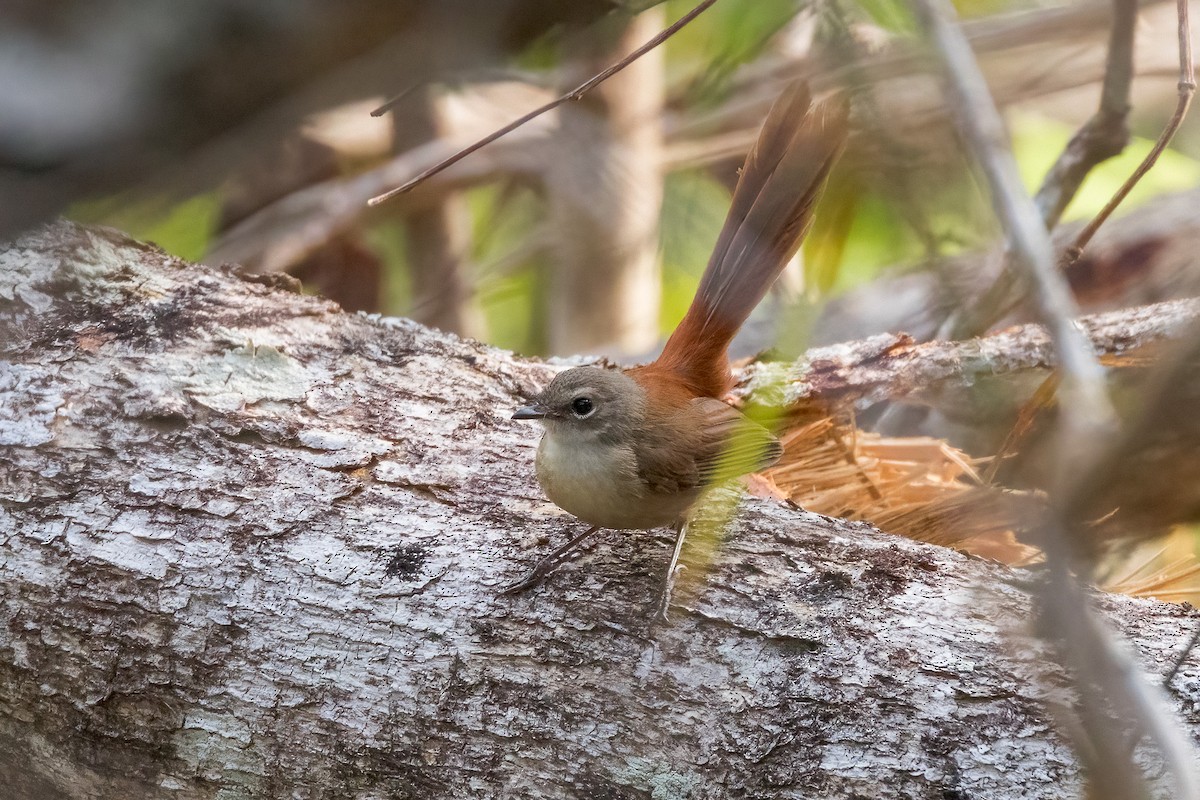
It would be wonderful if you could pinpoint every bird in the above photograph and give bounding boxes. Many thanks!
[508,82,849,610]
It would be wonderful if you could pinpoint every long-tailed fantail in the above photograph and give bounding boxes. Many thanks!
[510,83,849,600]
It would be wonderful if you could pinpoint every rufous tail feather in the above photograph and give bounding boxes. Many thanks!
[654,83,849,397]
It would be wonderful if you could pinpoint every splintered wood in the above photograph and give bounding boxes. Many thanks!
[741,300,1200,603]
[759,410,1200,603]
[757,411,1042,566]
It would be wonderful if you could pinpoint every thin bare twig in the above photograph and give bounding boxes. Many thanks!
[1064,0,1196,265]
[1037,0,1139,230]
[370,68,546,118]
[367,0,721,207]
[981,371,1060,485]
[908,0,1199,796]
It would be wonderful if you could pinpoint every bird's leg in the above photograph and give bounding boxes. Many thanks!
[500,525,601,595]
[654,520,688,622]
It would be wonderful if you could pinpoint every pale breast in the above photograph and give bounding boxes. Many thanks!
[535,433,694,530]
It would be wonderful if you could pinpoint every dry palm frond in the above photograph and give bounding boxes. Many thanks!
[1100,528,1200,603]
[741,300,1200,600]
[758,408,1200,602]
[756,411,1200,604]
[759,411,1042,565]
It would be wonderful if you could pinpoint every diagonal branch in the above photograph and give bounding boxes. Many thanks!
[739,298,1200,408]
[1064,0,1196,264]
[949,0,1194,340]
[947,0,1137,340]
[906,0,1198,796]
[909,0,1115,442]
[1036,0,1139,231]
[367,0,721,206]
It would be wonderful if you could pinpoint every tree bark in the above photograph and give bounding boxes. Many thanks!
[2,221,1199,800]
[745,296,1200,408]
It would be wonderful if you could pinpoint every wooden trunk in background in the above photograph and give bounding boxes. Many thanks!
[544,9,665,357]
[2,222,1200,799]
[214,133,386,314]
[395,85,486,340]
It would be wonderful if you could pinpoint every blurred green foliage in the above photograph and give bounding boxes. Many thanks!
[856,0,917,33]
[470,186,548,352]
[1012,111,1200,219]
[659,170,730,333]
[663,0,802,101]
[64,1,1200,359]
[363,222,412,312]
[69,193,220,263]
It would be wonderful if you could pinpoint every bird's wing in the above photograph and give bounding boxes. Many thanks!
[634,397,781,495]
[689,397,782,485]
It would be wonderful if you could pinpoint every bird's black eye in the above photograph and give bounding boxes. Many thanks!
[571,397,595,417]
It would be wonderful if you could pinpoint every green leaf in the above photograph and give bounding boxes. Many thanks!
[67,193,220,262]
[1010,110,1200,222]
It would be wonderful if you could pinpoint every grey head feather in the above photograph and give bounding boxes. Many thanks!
[525,366,646,443]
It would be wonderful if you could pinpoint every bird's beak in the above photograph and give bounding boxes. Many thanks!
[512,403,548,420]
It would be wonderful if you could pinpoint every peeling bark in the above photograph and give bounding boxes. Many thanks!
[743,297,1200,410]
[2,221,1199,799]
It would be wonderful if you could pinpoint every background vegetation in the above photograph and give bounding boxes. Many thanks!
[52,0,1197,357]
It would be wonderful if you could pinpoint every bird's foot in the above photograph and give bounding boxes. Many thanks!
[500,525,601,595]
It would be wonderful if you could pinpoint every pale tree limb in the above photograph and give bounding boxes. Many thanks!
[740,298,1200,408]
[907,0,1199,797]
[5,221,1200,800]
